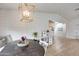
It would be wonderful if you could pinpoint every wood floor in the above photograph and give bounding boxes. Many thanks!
[45,38,79,56]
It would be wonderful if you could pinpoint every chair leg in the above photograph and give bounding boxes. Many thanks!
[44,46,48,56]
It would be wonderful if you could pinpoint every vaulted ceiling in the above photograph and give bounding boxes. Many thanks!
[0,3,79,20]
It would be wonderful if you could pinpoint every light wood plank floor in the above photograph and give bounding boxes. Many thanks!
[45,38,79,56]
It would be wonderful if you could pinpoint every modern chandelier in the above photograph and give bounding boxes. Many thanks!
[18,3,36,23]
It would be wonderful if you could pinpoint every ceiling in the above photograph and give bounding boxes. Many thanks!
[0,3,79,20]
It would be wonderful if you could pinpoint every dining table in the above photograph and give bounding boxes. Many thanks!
[0,40,45,56]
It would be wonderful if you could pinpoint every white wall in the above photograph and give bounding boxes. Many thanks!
[66,18,79,39]
[0,10,67,41]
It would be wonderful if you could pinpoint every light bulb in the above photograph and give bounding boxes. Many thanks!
[23,10,30,17]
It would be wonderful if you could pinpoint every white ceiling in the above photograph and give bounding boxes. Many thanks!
[0,3,79,20]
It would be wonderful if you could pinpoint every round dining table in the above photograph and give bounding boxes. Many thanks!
[0,40,45,56]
